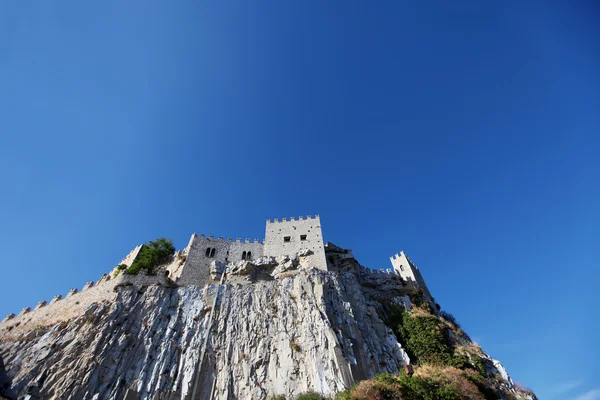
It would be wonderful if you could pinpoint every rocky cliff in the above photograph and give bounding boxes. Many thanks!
[0,251,535,400]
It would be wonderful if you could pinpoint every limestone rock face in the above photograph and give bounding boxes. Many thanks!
[0,269,409,400]
[0,253,531,400]
[209,260,226,280]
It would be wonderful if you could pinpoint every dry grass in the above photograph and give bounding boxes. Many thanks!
[414,364,484,399]
[408,307,432,319]
[454,343,483,356]
[350,379,401,400]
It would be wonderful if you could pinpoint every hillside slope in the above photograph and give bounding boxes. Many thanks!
[0,254,535,399]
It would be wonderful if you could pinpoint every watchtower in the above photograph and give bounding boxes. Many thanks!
[264,215,328,270]
[390,251,434,301]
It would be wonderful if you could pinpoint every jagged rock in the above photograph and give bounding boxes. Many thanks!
[271,257,299,277]
[0,244,534,400]
[0,270,413,400]
[209,260,226,280]
[254,256,277,268]
[297,248,313,257]
[228,261,255,276]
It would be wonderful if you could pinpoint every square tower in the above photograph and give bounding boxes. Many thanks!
[264,215,328,270]
[390,251,434,302]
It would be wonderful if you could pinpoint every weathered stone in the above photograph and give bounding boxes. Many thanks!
[228,261,254,276]
[2,313,15,322]
[17,307,31,317]
[209,260,226,280]
[297,248,313,257]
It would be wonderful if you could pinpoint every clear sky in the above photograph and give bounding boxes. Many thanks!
[0,2,598,399]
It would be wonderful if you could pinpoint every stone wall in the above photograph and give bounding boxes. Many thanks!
[0,270,174,339]
[264,215,327,270]
[390,251,434,301]
[177,235,264,286]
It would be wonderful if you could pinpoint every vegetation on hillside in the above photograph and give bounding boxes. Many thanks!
[125,238,175,275]
[284,295,536,400]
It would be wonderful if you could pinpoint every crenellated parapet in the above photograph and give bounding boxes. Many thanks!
[66,288,78,298]
[389,250,434,302]
[50,294,62,304]
[266,215,320,224]
[264,215,327,271]
[18,307,31,317]
[34,300,47,310]
[97,274,112,286]
[2,313,15,323]
[82,281,95,291]
[194,234,261,244]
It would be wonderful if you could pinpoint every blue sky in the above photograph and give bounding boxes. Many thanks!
[0,2,598,399]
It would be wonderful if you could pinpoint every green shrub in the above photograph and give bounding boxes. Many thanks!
[396,310,454,365]
[296,391,328,400]
[126,238,175,275]
[333,390,352,400]
[290,339,301,352]
[114,263,128,278]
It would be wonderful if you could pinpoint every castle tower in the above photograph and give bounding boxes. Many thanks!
[264,215,328,270]
[178,234,264,286]
[390,251,434,302]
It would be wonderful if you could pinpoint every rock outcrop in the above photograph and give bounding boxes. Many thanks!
[0,252,531,400]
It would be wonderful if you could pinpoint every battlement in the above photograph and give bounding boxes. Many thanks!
[0,216,438,335]
[196,234,262,244]
[266,215,320,224]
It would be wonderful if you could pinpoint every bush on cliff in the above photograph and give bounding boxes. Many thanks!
[296,392,329,400]
[126,238,175,275]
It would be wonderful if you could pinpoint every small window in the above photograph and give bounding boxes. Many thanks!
[399,265,405,271]
[242,251,247,260]
[300,235,307,241]
[247,251,252,260]
[205,248,211,257]
[284,236,291,242]
[210,248,216,258]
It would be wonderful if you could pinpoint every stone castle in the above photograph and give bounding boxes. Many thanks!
[1,215,434,331]
[0,215,535,400]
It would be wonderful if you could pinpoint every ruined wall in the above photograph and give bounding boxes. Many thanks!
[264,216,327,270]
[117,244,143,267]
[390,251,434,301]
[1,270,175,339]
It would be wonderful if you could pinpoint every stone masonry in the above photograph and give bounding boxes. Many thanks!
[1,215,435,343]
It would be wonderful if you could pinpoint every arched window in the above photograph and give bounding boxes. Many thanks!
[247,251,252,260]
[242,251,247,260]
[205,248,211,257]
[210,248,216,258]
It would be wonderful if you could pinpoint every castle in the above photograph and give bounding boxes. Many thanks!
[1,215,434,326]
[0,215,443,400]
[169,215,432,299]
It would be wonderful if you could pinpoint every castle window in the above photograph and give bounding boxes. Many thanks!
[284,236,291,242]
[205,248,211,257]
[242,251,247,260]
[210,248,216,258]
[300,234,307,241]
[247,251,252,260]
[399,265,405,271]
